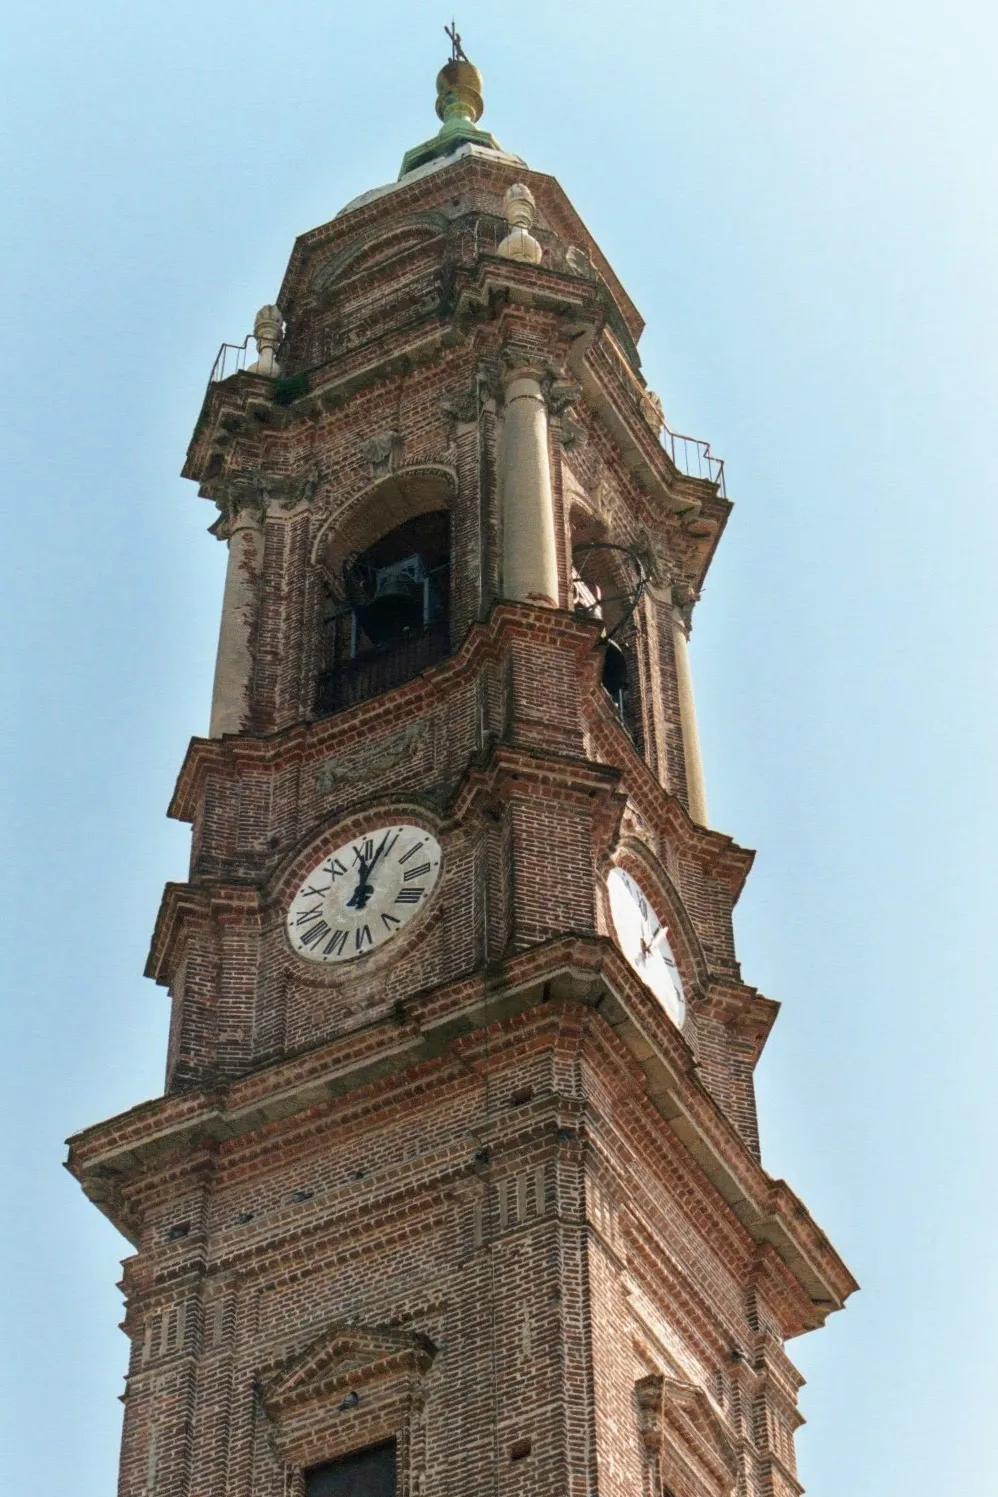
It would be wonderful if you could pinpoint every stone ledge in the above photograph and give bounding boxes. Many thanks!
[66,936,856,1329]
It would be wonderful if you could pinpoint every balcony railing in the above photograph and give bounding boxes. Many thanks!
[314,619,450,718]
[208,335,254,385]
[660,427,726,495]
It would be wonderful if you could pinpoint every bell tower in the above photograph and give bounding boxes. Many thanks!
[68,46,855,1497]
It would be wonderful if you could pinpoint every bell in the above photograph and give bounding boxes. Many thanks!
[601,639,629,698]
[354,554,427,644]
[356,584,423,644]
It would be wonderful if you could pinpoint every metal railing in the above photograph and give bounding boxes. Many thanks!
[201,216,725,502]
[314,619,450,718]
[660,426,726,495]
[208,335,255,385]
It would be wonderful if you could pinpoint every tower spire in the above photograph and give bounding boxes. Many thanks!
[398,33,511,177]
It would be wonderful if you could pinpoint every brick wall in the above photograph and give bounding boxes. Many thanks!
[68,145,853,1497]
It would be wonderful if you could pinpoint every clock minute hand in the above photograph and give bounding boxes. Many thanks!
[365,829,394,883]
[348,830,394,911]
[346,855,373,910]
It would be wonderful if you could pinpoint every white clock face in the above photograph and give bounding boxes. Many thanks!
[287,824,442,964]
[607,866,686,1028]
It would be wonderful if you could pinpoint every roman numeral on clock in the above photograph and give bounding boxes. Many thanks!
[397,840,426,864]
[403,862,432,882]
[323,929,348,957]
[352,840,374,866]
[395,887,425,904]
[295,905,324,927]
[381,912,401,931]
[355,924,373,951]
[322,857,348,879]
[299,919,331,948]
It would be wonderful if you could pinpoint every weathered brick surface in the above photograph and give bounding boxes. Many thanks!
[68,144,853,1497]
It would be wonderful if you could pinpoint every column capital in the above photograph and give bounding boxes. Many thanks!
[206,465,320,539]
[500,344,547,391]
[499,347,580,412]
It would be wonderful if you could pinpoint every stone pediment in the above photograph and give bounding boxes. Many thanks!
[636,1373,738,1496]
[262,1321,437,1417]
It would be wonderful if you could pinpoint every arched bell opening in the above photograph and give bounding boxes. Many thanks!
[570,528,646,750]
[315,508,451,718]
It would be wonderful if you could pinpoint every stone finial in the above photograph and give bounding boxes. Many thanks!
[497,183,543,265]
[247,304,283,378]
[641,390,665,436]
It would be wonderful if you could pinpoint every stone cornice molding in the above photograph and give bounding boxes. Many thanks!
[276,157,643,343]
[68,938,857,1327]
[164,603,754,893]
[145,881,261,986]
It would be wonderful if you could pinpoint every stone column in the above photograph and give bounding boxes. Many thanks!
[500,362,559,608]
[670,588,708,826]
[209,507,264,737]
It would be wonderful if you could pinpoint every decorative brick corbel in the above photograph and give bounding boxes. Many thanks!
[363,431,402,476]
[635,1372,666,1453]
[440,382,480,426]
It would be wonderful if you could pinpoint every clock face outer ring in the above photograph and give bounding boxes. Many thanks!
[286,823,443,965]
[606,866,686,1029]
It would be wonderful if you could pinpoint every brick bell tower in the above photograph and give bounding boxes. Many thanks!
[68,43,856,1497]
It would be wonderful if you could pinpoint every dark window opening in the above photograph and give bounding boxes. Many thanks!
[599,629,643,752]
[570,541,645,754]
[316,512,450,718]
[305,1440,396,1497]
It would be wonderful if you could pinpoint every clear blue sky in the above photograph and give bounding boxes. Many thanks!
[2,3,996,1494]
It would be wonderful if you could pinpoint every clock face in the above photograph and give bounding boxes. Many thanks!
[286,824,442,964]
[607,866,686,1028]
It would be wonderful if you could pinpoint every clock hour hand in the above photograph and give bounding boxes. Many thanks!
[346,856,374,910]
[347,830,396,910]
[352,828,398,907]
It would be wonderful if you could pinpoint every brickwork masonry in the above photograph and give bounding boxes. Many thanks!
[68,148,854,1497]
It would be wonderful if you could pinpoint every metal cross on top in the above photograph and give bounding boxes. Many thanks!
[445,20,469,63]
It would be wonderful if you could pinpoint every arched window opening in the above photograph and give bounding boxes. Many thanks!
[315,511,450,717]
[571,536,646,750]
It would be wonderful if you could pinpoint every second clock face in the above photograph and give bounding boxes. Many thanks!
[607,866,686,1029]
[287,824,442,964]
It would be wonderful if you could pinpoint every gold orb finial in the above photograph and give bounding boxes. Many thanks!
[435,58,484,127]
[437,21,483,127]
[398,25,509,178]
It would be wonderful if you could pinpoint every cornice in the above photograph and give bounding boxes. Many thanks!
[67,935,856,1328]
[165,603,754,900]
[276,155,643,344]
[145,880,261,986]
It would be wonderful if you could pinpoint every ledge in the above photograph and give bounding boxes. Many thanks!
[67,935,856,1331]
